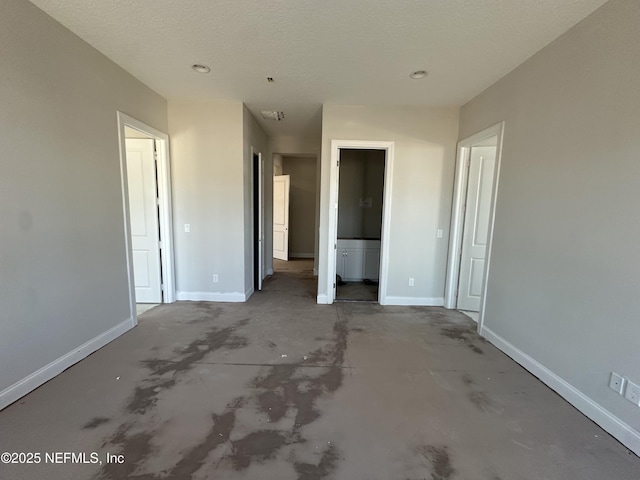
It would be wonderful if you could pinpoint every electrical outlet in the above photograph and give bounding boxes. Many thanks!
[408,278,414,287]
[609,372,625,394]
[624,379,640,406]
[437,229,443,238]
[212,274,219,283]
[184,224,191,233]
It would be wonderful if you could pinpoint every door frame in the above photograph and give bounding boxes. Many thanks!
[325,140,394,304]
[444,122,504,332]
[117,112,176,325]
[251,147,264,290]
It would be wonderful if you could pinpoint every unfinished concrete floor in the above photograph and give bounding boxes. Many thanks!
[1,259,638,480]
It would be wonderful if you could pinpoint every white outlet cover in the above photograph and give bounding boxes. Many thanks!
[624,380,640,406]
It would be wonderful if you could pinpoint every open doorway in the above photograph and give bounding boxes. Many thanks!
[117,112,175,323]
[335,149,385,302]
[324,140,394,305]
[252,149,264,291]
[272,154,318,272]
[445,122,504,329]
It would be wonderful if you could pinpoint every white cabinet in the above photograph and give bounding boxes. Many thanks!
[336,239,380,282]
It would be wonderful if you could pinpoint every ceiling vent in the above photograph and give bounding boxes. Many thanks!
[260,110,285,121]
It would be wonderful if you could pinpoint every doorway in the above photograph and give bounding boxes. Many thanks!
[117,112,176,324]
[324,140,394,305]
[445,123,504,330]
[272,154,319,271]
[335,149,385,302]
[252,149,264,291]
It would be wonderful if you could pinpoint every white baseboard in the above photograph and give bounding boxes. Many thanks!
[317,294,329,304]
[481,326,640,457]
[382,296,444,306]
[0,318,133,411]
[176,291,248,302]
[313,268,318,276]
[290,253,314,259]
[266,268,274,275]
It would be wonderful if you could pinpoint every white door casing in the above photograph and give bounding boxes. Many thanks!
[273,175,290,261]
[125,138,162,303]
[255,150,264,290]
[457,146,497,312]
[322,140,394,305]
[444,121,504,332]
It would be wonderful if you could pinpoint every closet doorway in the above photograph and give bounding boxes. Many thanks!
[325,140,394,304]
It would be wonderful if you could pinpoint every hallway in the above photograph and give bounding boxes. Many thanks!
[0,265,637,479]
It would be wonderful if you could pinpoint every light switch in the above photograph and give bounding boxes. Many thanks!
[184,224,191,233]
[437,229,443,238]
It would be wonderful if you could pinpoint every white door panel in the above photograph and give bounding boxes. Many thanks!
[457,146,496,312]
[126,138,162,303]
[273,175,290,261]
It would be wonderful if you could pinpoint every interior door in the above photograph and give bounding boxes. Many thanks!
[457,145,497,312]
[125,138,162,303]
[273,174,290,261]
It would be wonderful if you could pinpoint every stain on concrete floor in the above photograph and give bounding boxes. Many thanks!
[1,260,639,480]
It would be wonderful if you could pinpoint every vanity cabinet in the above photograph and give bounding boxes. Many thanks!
[336,239,381,282]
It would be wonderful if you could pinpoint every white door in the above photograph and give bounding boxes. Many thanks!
[273,175,290,261]
[126,138,162,303]
[457,146,497,312]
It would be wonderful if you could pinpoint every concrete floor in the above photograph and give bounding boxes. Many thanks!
[1,260,638,480]
[336,282,378,302]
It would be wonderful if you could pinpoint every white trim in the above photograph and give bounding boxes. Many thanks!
[316,294,329,304]
[324,140,394,305]
[290,252,315,258]
[383,296,444,306]
[117,112,177,315]
[444,122,504,333]
[176,291,248,302]
[481,326,640,457]
[267,267,274,275]
[0,319,133,411]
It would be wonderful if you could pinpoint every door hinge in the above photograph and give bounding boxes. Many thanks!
[158,241,163,249]
[337,160,340,167]
[334,243,337,250]
[154,151,159,160]
[333,282,336,289]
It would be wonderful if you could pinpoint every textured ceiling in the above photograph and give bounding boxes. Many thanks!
[28,0,608,137]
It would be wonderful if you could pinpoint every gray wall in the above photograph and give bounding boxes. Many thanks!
[459,0,640,451]
[168,100,246,299]
[337,150,385,239]
[318,105,460,303]
[0,0,168,400]
[282,156,317,257]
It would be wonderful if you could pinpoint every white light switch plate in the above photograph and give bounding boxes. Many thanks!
[609,372,625,394]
